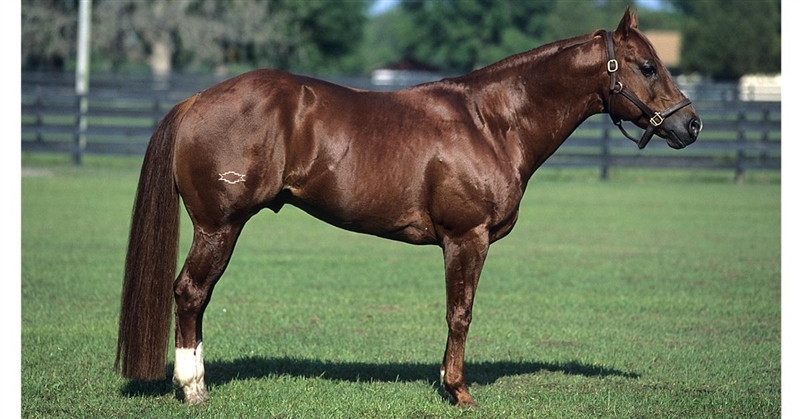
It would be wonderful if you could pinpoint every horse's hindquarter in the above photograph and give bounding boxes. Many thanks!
[174,70,524,244]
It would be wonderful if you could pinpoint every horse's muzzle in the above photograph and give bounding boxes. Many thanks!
[666,117,702,149]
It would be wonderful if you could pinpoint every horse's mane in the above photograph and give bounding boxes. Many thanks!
[443,31,601,85]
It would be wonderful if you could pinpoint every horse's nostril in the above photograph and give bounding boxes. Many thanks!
[689,118,702,139]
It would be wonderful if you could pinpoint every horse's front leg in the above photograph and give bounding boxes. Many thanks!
[440,229,489,407]
[172,224,243,404]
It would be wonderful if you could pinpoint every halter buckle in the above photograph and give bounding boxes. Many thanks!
[649,112,664,127]
[607,59,618,73]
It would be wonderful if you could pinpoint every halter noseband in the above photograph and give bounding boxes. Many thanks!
[603,31,692,149]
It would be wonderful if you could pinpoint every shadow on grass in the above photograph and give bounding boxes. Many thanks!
[120,357,639,398]
[206,356,639,385]
[120,371,175,398]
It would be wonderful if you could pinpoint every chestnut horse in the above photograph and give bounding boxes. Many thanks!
[116,9,701,406]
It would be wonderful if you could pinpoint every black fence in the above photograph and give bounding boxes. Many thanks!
[21,72,780,181]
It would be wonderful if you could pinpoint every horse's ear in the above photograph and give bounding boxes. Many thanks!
[615,6,638,38]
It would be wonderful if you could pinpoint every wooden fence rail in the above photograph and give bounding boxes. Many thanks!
[21,73,780,181]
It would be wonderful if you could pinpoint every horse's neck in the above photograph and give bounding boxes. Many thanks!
[463,36,606,179]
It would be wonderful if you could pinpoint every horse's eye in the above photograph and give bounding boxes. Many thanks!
[641,62,657,78]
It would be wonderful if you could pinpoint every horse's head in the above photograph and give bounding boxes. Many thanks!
[604,8,702,149]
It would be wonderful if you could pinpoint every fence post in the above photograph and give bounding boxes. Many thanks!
[600,122,610,181]
[73,95,88,165]
[152,97,162,129]
[34,94,43,143]
[73,0,92,165]
[759,107,769,166]
[734,109,746,184]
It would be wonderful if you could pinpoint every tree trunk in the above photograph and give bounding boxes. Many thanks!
[149,38,172,79]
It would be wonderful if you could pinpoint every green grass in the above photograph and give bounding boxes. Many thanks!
[21,154,780,418]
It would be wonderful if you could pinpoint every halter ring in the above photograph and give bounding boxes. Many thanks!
[607,59,619,73]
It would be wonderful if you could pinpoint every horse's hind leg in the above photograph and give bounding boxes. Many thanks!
[172,223,244,404]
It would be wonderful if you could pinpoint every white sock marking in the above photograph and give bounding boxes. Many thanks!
[174,342,205,387]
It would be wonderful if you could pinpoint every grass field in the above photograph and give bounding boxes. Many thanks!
[21,154,780,418]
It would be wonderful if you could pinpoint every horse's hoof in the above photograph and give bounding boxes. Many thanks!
[455,397,478,408]
[447,388,477,407]
[176,383,209,405]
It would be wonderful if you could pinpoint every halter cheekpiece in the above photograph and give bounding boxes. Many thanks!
[602,31,692,149]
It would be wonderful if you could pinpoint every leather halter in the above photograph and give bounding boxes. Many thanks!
[603,31,692,149]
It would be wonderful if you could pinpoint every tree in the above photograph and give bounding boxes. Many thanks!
[177,0,292,74]
[267,0,368,74]
[543,0,629,43]
[92,0,211,76]
[356,7,415,72]
[398,0,555,73]
[21,0,79,70]
[674,0,780,79]
[23,0,368,76]
[391,0,676,74]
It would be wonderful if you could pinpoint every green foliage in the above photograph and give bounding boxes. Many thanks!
[635,7,685,32]
[20,0,781,79]
[677,0,781,79]
[268,0,368,74]
[23,0,367,75]
[543,0,631,42]
[389,0,686,73]
[356,8,416,72]
[21,0,79,69]
[399,0,555,72]
[21,155,779,417]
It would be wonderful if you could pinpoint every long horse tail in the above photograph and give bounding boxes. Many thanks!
[115,95,197,380]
